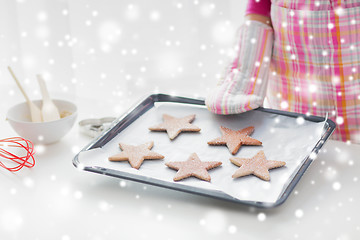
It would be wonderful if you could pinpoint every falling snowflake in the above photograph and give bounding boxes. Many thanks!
[296,116,305,125]
[211,20,235,45]
[125,4,140,20]
[73,190,83,199]
[149,11,161,21]
[280,101,289,109]
[228,225,237,234]
[295,209,304,218]
[98,21,121,44]
[71,145,80,154]
[335,7,344,16]
[10,188,17,195]
[309,84,317,93]
[257,212,266,222]
[333,181,341,191]
[37,11,48,21]
[61,235,71,240]
[199,3,215,17]
[336,116,344,125]
[156,214,163,221]
[201,210,227,234]
[176,2,183,9]
[35,25,50,39]
[23,177,35,188]
[98,200,111,211]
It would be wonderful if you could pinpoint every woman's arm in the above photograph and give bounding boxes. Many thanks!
[245,0,272,27]
[205,0,274,114]
[245,14,272,27]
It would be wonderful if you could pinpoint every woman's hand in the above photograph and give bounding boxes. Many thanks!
[205,19,274,115]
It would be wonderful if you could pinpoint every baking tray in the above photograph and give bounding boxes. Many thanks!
[73,94,336,208]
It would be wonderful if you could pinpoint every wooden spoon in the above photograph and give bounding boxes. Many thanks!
[8,66,43,122]
[37,74,60,122]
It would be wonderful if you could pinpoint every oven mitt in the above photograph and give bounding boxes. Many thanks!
[205,20,274,114]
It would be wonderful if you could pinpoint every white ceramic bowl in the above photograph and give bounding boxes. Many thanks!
[6,99,77,144]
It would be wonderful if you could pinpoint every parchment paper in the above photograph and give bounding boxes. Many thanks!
[77,102,325,203]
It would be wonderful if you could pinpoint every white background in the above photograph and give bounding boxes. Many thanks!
[0,0,245,117]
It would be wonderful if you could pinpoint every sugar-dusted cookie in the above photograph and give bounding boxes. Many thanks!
[165,153,222,182]
[207,126,262,155]
[108,141,164,169]
[230,150,286,181]
[149,114,201,140]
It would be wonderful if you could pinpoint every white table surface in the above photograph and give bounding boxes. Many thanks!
[1,100,359,240]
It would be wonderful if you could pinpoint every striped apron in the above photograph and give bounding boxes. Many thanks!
[268,0,360,143]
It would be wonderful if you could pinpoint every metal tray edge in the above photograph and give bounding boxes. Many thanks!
[73,93,336,208]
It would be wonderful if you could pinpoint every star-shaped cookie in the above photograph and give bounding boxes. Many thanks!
[108,141,164,169]
[230,150,286,181]
[149,114,201,140]
[207,126,262,155]
[165,153,222,182]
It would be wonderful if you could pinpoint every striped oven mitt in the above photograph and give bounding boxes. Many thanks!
[206,20,274,114]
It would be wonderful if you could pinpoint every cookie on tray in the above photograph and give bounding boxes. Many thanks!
[207,126,262,155]
[166,153,222,182]
[149,114,201,140]
[108,141,164,169]
[230,150,286,181]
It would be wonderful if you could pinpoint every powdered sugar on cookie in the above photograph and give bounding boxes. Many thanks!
[166,152,222,182]
[149,114,201,140]
[230,150,286,181]
[108,141,164,169]
[208,126,262,155]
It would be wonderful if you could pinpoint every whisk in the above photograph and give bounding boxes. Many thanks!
[0,137,35,172]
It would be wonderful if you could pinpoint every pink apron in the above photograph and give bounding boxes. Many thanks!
[268,0,360,143]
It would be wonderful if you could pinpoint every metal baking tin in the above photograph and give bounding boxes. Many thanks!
[73,94,336,208]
